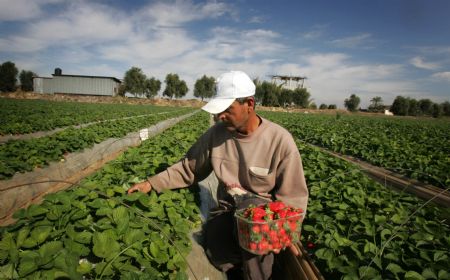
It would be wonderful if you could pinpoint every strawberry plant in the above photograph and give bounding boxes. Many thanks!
[0,98,184,135]
[0,109,193,180]
[260,111,450,188]
[0,112,210,279]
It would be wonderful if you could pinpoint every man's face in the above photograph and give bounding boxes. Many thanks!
[215,99,250,133]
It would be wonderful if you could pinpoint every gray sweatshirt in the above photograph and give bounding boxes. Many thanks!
[148,116,309,212]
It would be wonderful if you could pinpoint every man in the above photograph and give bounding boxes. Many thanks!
[128,70,308,279]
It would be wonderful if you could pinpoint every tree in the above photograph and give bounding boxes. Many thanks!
[0,61,19,92]
[278,88,293,107]
[144,77,161,98]
[19,70,36,91]
[418,99,433,115]
[163,73,188,99]
[390,96,409,116]
[194,75,215,101]
[368,96,384,112]
[407,98,419,116]
[441,101,450,116]
[319,104,328,109]
[328,104,337,109]
[123,67,147,97]
[344,94,360,112]
[309,102,317,109]
[258,81,279,107]
[292,88,311,108]
[431,103,443,118]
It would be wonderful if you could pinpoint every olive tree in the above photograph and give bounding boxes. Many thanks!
[163,73,188,99]
[344,94,360,112]
[194,75,215,101]
[0,61,18,92]
[19,70,36,91]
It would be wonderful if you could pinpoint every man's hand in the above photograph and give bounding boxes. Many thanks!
[127,181,152,194]
[273,244,299,256]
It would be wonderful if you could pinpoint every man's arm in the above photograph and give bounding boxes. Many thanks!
[128,127,214,194]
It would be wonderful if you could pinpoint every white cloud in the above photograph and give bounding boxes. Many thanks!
[137,0,232,28]
[410,56,440,70]
[431,71,450,81]
[0,0,42,21]
[331,33,374,49]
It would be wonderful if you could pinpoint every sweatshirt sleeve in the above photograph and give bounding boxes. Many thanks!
[148,128,213,193]
[274,141,309,213]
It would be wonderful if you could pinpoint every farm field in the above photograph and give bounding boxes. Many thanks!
[0,111,209,279]
[0,98,187,135]
[0,99,194,180]
[259,111,450,189]
[1,99,449,279]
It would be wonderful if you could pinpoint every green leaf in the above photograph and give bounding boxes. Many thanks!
[421,268,437,279]
[386,263,405,275]
[26,204,48,217]
[433,251,448,262]
[374,214,386,224]
[315,248,334,261]
[18,260,38,277]
[363,241,378,254]
[0,263,19,279]
[150,242,159,258]
[38,240,63,261]
[405,271,426,280]
[16,227,30,248]
[74,231,92,245]
[93,231,121,259]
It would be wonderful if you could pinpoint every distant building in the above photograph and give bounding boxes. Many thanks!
[33,68,121,97]
[271,75,307,90]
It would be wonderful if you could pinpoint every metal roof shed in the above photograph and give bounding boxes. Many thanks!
[33,68,121,96]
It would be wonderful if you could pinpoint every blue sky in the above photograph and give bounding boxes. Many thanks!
[1,0,449,108]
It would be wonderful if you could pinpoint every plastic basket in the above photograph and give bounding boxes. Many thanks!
[235,208,305,255]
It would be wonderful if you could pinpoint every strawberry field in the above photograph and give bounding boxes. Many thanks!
[259,111,450,188]
[0,111,209,279]
[0,99,194,180]
[0,98,183,135]
[1,101,449,280]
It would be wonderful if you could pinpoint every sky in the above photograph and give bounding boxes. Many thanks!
[1,0,449,108]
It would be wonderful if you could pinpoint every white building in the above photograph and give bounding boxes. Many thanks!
[33,68,121,97]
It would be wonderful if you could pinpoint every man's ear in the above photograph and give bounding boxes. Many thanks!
[247,97,255,111]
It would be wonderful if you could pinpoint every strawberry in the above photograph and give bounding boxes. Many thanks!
[269,201,286,212]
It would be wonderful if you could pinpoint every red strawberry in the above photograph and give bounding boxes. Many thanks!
[269,201,286,212]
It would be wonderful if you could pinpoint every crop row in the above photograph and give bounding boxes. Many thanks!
[259,111,450,188]
[0,98,183,135]
[0,109,194,180]
[0,111,210,279]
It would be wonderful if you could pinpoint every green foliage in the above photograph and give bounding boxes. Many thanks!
[0,103,193,179]
[328,104,337,109]
[163,74,188,99]
[19,70,35,92]
[344,94,360,112]
[0,99,180,135]
[292,87,311,108]
[260,111,450,279]
[0,61,18,92]
[124,67,146,97]
[144,77,161,99]
[193,75,215,101]
[0,112,210,279]
[259,111,450,189]
[319,104,328,110]
[368,96,384,112]
[123,67,160,98]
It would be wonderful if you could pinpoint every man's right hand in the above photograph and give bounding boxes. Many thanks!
[127,181,152,194]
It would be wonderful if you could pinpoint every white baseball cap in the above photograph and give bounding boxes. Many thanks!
[202,70,255,114]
